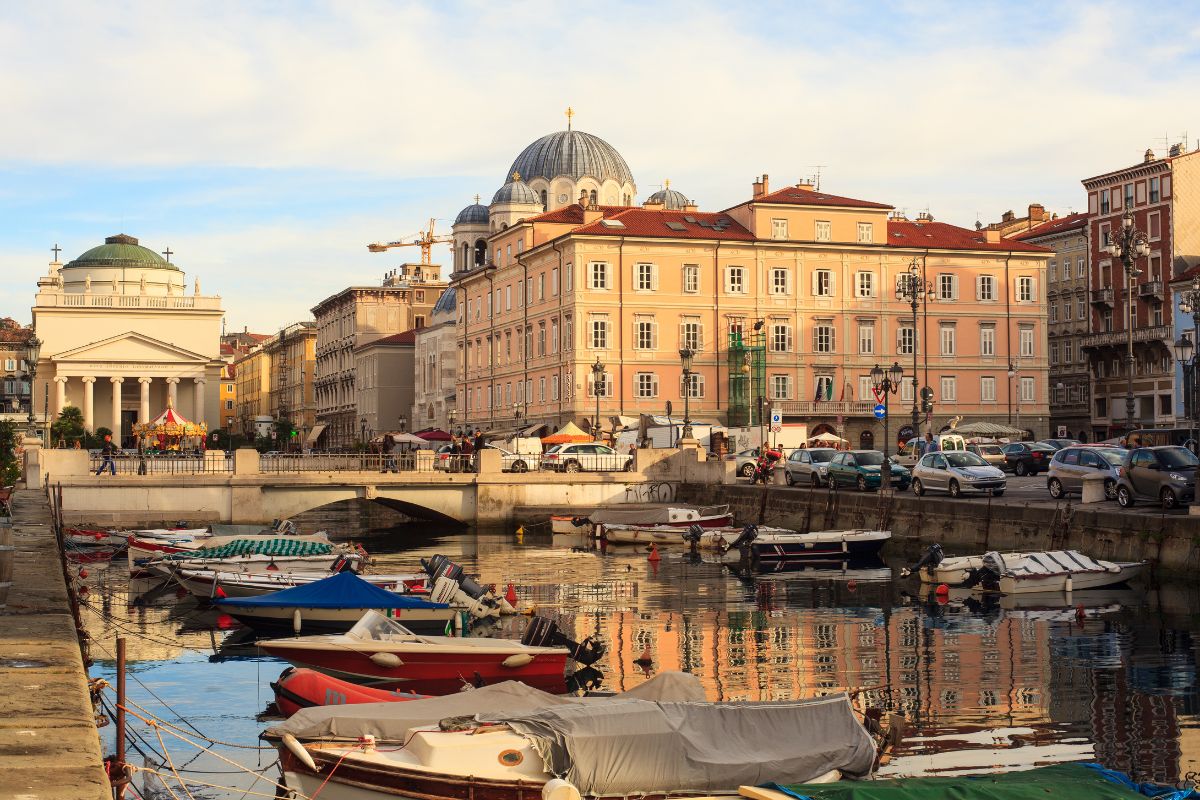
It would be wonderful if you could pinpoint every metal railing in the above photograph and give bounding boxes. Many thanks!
[88,453,234,475]
[1090,288,1114,305]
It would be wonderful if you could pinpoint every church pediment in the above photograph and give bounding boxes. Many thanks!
[52,331,211,364]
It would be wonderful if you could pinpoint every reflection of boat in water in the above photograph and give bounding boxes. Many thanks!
[740,557,893,581]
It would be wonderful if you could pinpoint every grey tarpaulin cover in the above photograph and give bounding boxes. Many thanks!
[270,671,705,741]
[484,693,877,796]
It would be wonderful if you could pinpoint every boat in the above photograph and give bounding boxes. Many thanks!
[901,544,1146,593]
[599,523,794,547]
[126,519,318,574]
[551,504,732,535]
[265,672,892,800]
[270,667,427,717]
[213,572,455,636]
[257,610,604,695]
[175,567,427,600]
[900,544,1027,584]
[718,526,892,564]
[140,537,365,577]
[64,527,129,549]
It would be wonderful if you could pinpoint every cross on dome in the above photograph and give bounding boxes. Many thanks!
[565,106,574,130]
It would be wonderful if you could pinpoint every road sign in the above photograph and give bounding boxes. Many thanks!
[1057,425,1068,438]
[770,406,782,433]
[873,404,887,420]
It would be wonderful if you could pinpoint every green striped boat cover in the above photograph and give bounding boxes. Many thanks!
[165,538,334,560]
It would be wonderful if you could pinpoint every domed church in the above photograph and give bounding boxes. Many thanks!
[450,110,639,273]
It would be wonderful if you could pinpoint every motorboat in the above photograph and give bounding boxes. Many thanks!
[551,504,732,535]
[140,537,365,577]
[64,527,129,549]
[902,544,1146,593]
[599,523,794,547]
[257,610,603,695]
[213,572,455,636]
[175,567,427,600]
[126,519,318,573]
[270,667,427,717]
[901,544,1025,584]
[264,672,894,800]
[718,526,892,564]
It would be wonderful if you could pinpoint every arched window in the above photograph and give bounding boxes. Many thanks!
[473,239,486,266]
[589,189,598,205]
[540,190,547,207]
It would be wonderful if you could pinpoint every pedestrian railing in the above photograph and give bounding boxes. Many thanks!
[260,453,448,473]
[89,453,234,475]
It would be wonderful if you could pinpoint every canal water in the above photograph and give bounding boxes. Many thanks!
[77,502,1200,798]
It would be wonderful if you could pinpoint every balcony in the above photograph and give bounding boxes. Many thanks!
[1138,280,1164,302]
[776,400,876,417]
[1080,324,1173,350]
[1090,288,1114,307]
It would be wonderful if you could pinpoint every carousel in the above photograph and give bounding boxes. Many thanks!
[132,401,208,452]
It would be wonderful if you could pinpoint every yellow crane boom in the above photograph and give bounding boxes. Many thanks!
[367,218,453,265]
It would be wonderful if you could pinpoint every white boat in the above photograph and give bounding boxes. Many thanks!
[174,568,427,600]
[128,530,334,574]
[718,528,892,564]
[984,551,1146,594]
[599,523,794,547]
[908,553,1027,585]
[551,505,732,535]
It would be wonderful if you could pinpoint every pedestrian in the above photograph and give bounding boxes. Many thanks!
[925,432,939,453]
[96,434,117,476]
[473,428,486,454]
[382,435,398,473]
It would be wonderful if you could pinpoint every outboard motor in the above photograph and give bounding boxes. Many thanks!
[522,616,606,666]
[421,555,495,606]
[900,543,944,578]
[421,555,502,619]
[960,551,1004,592]
[681,523,704,548]
[728,524,759,551]
[570,516,590,528]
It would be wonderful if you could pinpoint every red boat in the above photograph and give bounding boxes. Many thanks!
[257,611,592,696]
[270,667,426,717]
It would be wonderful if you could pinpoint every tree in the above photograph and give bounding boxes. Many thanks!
[0,419,19,486]
[51,406,85,446]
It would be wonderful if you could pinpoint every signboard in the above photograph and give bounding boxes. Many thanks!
[873,404,886,420]
[770,406,782,433]
[1057,425,1068,438]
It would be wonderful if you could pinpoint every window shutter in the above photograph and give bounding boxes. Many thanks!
[1031,277,1038,301]
[830,271,837,296]
[651,265,659,291]
[813,327,819,350]
[724,267,732,293]
[651,322,659,350]
[605,320,612,348]
[951,275,959,300]
[651,374,660,397]
[811,270,819,296]
[678,321,686,351]
[697,324,704,351]
[976,275,984,300]
[785,326,793,351]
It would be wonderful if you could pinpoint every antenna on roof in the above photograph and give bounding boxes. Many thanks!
[807,165,826,190]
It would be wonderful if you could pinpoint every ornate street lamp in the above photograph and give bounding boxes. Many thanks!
[1104,210,1151,432]
[894,260,934,434]
[679,347,695,441]
[1178,277,1200,452]
[447,407,457,435]
[871,361,904,487]
[24,336,41,439]
[1175,332,1197,462]
[591,357,605,442]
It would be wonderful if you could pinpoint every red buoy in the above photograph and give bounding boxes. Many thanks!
[634,646,654,667]
[935,583,950,596]
[647,544,661,563]
[79,568,89,579]
[1075,604,1086,623]
[846,579,857,591]
[505,583,518,606]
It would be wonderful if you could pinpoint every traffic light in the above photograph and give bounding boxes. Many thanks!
[290,428,298,438]
[920,386,935,414]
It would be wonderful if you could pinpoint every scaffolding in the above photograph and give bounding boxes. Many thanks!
[727,330,766,428]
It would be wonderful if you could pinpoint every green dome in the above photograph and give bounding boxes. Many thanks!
[66,234,179,271]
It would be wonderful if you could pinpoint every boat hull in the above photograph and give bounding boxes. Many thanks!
[270,667,425,717]
[997,562,1145,594]
[916,553,1024,585]
[721,531,891,564]
[216,603,457,636]
[177,569,425,600]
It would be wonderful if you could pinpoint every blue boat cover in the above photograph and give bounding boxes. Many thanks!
[216,571,447,610]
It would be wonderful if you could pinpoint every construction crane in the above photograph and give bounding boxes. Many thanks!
[367,218,453,265]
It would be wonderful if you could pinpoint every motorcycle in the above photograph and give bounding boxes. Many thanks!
[749,447,783,484]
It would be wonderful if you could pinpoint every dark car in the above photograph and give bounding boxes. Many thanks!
[1037,438,1082,452]
[1000,442,1056,476]
[1115,446,1198,509]
[825,450,911,491]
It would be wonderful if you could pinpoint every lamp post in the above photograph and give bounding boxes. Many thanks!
[513,400,525,426]
[591,357,605,442]
[1104,209,1151,432]
[1007,361,1021,436]
[871,361,904,487]
[1173,333,1196,453]
[895,259,934,435]
[1177,277,1200,452]
[448,408,457,436]
[360,416,367,447]
[679,348,695,441]
[24,336,41,440]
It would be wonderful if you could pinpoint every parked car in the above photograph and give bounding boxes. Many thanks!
[482,444,539,473]
[1046,446,1125,500]
[891,434,968,467]
[728,448,760,478]
[826,450,911,491]
[783,447,838,487]
[541,443,633,473]
[967,443,1006,468]
[1036,438,1081,452]
[1115,446,1198,509]
[911,451,1006,498]
[1000,442,1056,476]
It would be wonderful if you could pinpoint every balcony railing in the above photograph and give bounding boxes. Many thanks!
[1139,280,1164,302]
[36,291,223,310]
[776,400,876,416]
[1080,324,1173,349]
[1090,288,1114,306]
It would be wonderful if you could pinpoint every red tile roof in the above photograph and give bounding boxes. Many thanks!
[1011,212,1089,241]
[887,220,1052,253]
[526,204,628,224]
[361,330,417,348]
[748,186,893,210]
[1172,264,1200,284]
[571,208,754,241]
[219,343,237,356]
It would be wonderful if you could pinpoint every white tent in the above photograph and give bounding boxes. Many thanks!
[809,431,848,444]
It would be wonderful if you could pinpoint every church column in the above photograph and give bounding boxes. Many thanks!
[110,378,124,443]
[138,377,152,423]
[193,378,206,427]
[166,377,179,407]
[54,377,68,415]
[81,377,95,432]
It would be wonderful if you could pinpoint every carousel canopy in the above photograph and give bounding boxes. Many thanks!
[132,401,207,438]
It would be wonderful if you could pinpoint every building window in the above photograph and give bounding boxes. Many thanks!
[815,220,832,242]
[858,376,871,401]
[1020,376,1035,403]
[636,263,656,291]
[1063,300,1072,321]
[635,318,657,350]
[726,266,746,294]
[771,268,789,295]
[901,380,913,402]
[1017,276,1034,302]
[856,272,874,298]
[1019,327,1035,357]
[681,319,703,351]
[565,264,573,292]
[551,375,560,400]
[550,319,559,353]
[813,325,835,353]
[1100,189,1111,214]
[634,372,659,398]
[771,375,792,399]
[980,376,996,402]
[1049,303,1058,323]
[683,264,699,293]
[1149,177,1160,203]
[1124,183,1134,209]
[772,219,788,240]
[225,383,233,392]
[564,316,573,349]
[938,273,958,300]
[550,268,559,296]
[537,324,546,356]
[1148,212,1161,240]
[813,269,833,296]
[977,274,995,301]
[1049,261,1057,283]
[770,323,792,352]
[898,327,915,355]
[590,262,609,289]
[1050,342,1059,363]
[939,324,956,355]
[590,318,609,349]
[224,399,234,410]
[538,377,546,402]
[857,222,873,243]
[537,273,545,300]
[814,375,834,400]
[681,373,704,398]
[858,323,875,354]
[940,377,957,402]
[1063,339,1073,363]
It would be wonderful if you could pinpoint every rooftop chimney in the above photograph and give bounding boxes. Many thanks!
[795,180,815,191]
[1145,148,1156,163]
[682,202,698,213]
[1001,210,1015,223]
[752,176,765,198]
[643,197,665,211]
[761,174,769,195]
[984,225,1001,243]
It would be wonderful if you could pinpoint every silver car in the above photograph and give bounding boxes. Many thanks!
[1046,446,1125,500]
[728,448,760,478]
[911,450,1006,498]
[783,448,838,486]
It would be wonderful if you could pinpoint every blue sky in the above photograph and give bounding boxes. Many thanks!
[2,1,1198,330]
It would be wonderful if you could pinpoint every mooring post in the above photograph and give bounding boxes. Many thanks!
[115,636,126,799]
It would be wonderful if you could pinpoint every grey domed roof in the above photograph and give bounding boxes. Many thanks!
[491,174,542,206]
[454,202,489,226]
[647,186,690,210]
[432,287,457,315]
[65,233,179,271]
[508,129,635,186]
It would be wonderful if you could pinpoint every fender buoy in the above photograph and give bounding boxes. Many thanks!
[502,653,534,668]
[935,583,950,597]
[370,652,403,669]
[647,544,661,563]
[282,733,319,772]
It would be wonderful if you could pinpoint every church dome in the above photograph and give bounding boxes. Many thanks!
[508,129,635,186]
[647,184,690,210]
[454,201,489,226]
[432,287,457,316]
[491,174,542,206]
[65,234,178,271]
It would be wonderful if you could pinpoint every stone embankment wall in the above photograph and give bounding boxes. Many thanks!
[676,483,1200,576]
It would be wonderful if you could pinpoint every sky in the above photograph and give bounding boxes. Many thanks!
[2,1,1199,331]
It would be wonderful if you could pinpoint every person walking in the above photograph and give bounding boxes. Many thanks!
[924,432,939,453]
[473,428,486,454]
[96,435,117,476]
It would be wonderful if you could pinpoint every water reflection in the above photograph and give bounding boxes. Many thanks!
[75,501,1200,795]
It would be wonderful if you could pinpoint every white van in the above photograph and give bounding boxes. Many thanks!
[892,433,967,467]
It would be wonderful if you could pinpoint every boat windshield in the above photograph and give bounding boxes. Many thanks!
[348,610,417,641]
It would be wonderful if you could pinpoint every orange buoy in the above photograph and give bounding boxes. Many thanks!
[634,646,653,667]
[505,583,518,606]
[935,583,950,596]
[846,579,857,591]
[647,544,661,563]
